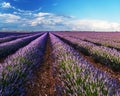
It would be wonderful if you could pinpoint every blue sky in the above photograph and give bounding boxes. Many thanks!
[0,0,120,31]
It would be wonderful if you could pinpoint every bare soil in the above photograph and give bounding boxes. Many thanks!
[25,37,58,96]
[0,56,8,63]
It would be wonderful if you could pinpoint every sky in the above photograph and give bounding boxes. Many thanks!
[0,0,120,31]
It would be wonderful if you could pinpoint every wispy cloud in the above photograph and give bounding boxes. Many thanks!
[1,2,13,8]
[67,19,120,31]
[0,11,71,31]
[0,1,42,15]
[34,12,52,17]
[0,13,21,23]
[28,12,68,28]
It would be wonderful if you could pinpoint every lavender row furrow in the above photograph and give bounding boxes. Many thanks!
[0,33,43,59]
[50,33,120,96]
[0,32,32,38]
[70,35,120,51]
[0,33,48,95]
[0,34,33,44]
[57,32,120,42]
[54,33,120,71]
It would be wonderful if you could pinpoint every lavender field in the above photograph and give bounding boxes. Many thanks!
[0,32,120,96]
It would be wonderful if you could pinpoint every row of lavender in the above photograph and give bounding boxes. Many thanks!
[0,33,48,95]
[62,32,120,42]
[50,33,120,96]
[58,32,120,51]
[82,38,120,51]
[0,32,37,38]
[0,34,32,44]
[54,32,120,72]
[0,33,43,59]
[73,33,120,51]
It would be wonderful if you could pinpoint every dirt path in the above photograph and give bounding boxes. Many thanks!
[26,36,57,96]
[0,58,5,63]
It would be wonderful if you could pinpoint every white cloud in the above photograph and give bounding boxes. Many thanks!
[67,19,120,31]
[34,12,52,17]
[1,2,12,8]
[0,13,21,23]
[1,1,42,15]
[29,12,66,27]
[30,17,45,26]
